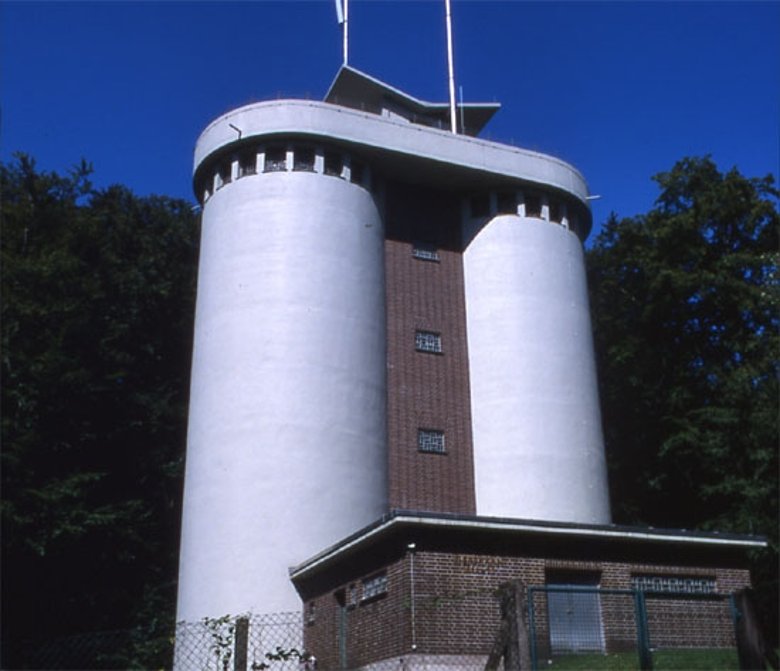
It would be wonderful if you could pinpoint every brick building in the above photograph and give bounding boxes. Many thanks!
[175,67,764,669]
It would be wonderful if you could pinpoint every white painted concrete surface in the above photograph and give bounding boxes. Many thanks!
[193,100,590,207]
[176,170,388,621]
[464,215,611,524]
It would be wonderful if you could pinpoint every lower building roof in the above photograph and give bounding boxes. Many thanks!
[289,509,767,584]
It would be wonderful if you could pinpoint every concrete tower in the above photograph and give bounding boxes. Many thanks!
[176,65,610,636]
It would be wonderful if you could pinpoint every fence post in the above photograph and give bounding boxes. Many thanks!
[485,582,532,671]
[633,590,653,671]
[527,588,538,671]
[233,616,248,671]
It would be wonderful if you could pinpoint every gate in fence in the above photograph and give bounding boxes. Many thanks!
[527,585,739,670]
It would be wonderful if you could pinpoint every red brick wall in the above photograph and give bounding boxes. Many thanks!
[384,181,476,514]
[302,550,751,666]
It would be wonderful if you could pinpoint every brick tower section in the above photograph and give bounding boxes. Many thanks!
[384,181,476,514]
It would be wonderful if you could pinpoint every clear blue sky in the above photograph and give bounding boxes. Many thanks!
[2,1,778,240]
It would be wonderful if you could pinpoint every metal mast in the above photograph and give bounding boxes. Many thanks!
[445,0,457,133]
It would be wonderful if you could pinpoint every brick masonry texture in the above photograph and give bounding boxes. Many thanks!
[384,180,476,514]
[302,548,751,668]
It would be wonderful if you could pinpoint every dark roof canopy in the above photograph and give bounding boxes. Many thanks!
[325,66,500,137]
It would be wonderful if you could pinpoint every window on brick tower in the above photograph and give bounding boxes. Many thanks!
[361,573,387,601]
[418,429,445,454]
[412,242,440,262]
[415,330,442,353]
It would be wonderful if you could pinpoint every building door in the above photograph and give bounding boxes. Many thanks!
[547,574,605,654]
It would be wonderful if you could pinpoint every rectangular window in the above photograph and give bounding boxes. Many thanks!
[631,575,716,594]
[415,330,442,354]
[412,242,439,262]
[497,191,517,214]
[238,151,257,178]
[324,152,343,177]
[293,146,316,172]
[361,573,388,601]
[350,160,365,185]
[418,429,445,454]
[216,162,232,189]
[525,193,542,218]
[264,146,286,172]
[550,201,563,223]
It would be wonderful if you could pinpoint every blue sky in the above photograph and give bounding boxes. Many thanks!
[2,1,778,241]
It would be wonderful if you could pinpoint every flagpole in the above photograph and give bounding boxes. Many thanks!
[335,0,348,65]
[444,0,457,133]
[343,0,349,65]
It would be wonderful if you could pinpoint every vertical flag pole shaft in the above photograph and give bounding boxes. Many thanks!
[343,0,349,65]
[445,0,457,133]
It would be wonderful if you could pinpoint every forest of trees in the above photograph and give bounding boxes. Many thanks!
[1,154,777,668]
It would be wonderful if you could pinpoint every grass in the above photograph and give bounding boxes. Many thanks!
[545,648,740,670]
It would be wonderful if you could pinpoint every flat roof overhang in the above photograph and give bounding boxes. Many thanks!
[289,510,766,590]
[193,100,593,234]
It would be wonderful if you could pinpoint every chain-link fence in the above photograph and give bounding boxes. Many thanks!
[6,588,749,670]
[173,611,304,671]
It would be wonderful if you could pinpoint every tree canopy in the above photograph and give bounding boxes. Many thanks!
[1,155,200,667]
[587,156,779,639]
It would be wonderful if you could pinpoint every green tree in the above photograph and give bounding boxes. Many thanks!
[1,155,200,667]
[587,156,779,639]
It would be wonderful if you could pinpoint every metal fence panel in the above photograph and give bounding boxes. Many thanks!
[528,586,739,671]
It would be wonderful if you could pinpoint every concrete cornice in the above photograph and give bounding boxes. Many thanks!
[193,99,590,208]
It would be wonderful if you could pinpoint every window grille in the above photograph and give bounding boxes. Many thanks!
[418,429,445,454]
[631,575,716,594]
[361,573,387,601]
[415,331,442,353]
[412,243,439,262]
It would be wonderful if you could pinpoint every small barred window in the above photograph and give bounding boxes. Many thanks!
[362,573,388,601]
[418,429,445,454]
[412,243,439,262]
[415,331,442,354]
[631,575,716,594]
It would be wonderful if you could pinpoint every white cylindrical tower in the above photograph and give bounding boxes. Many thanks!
[464,213,611,525]
[176,128,388,626]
